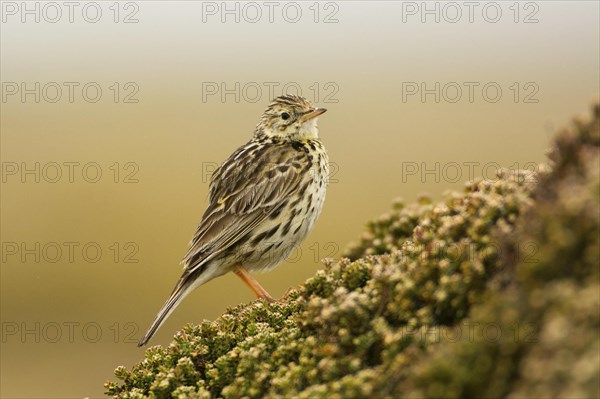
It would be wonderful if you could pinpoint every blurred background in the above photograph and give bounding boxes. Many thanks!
[1,1,598,397]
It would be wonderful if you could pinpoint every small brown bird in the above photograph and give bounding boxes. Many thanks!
[138,95,329,346]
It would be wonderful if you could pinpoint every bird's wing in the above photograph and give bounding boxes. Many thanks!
[182,141,308,272]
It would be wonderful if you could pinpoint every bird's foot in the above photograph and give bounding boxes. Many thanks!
[258,293,276,303]
[258,287,296,304]
[277,287,296,302]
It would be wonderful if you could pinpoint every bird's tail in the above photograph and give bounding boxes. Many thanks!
[138,268,210,347]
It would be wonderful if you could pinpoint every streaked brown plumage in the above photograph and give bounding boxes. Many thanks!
[138,95,329,346]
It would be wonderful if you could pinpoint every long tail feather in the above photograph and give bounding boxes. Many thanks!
[137,284,189,346]
[138,266,212,347]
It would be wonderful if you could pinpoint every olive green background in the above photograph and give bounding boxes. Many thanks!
[1,1,599,398]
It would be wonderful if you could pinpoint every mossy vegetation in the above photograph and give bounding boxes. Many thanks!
[106,104,599,399]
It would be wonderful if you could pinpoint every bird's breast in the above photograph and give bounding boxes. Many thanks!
[241,145,328,273]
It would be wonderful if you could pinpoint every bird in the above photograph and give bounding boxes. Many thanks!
[138,95,329,346]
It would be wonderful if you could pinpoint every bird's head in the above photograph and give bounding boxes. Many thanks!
[255,95,327,139]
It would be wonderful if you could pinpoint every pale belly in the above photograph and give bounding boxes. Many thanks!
[239,174,327,273]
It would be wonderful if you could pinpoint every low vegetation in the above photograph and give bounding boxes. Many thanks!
[106,104,599,399]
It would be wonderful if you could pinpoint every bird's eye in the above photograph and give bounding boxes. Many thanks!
[281,112,290,120]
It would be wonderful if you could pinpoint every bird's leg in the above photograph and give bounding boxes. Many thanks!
[282,287,296,299]
[233,264,275,303]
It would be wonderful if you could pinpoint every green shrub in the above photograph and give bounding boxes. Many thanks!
[106,104,599,399]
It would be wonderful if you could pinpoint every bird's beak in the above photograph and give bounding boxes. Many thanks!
[300,107,327,123]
